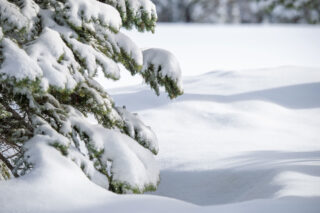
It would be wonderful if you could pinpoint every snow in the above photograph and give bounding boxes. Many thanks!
[111,65,320,207]
[0,0,28,31]
[26,27,82,90]
[65,0,122,31]
[0,38,42,81]
[0,139,114,213]
[64,35,120,79]
[99,24,320,89]
[19,0,39,24]
[111,31,143,66]
[126,24,320,75]
[116,106,159,154]
[128,0,157,19]
[1,24,320,212]
[142,48,183,90]
[0,0,149,90]
[107,0,157,20]
[68,107,160,192]
[274,171,320,198]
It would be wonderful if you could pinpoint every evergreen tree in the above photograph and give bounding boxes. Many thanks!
[152,0,251,23]
[253,0,320,23]
[0,0,183,194]
[152,0,320,24]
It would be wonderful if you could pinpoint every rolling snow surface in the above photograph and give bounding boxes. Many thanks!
[112,66,320,206]
[1,25,320,213]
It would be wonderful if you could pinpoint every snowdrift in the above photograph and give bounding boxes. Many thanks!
[1,65,320,213]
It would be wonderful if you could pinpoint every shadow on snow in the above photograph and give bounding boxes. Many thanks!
[113,82,320,111]
[149,151,320,206]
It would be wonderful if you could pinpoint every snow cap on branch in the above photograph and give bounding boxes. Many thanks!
[142,48,183,99]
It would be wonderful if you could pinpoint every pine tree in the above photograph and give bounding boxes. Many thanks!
[0,0,183,194]
[153,0,320,24]
[253,0,320,23]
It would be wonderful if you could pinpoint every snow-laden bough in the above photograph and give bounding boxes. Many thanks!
[0,0,183,194]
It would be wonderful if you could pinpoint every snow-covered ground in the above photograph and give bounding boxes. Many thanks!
[102,24,320,88]
[1,25,320,212]
[112,66,320,206]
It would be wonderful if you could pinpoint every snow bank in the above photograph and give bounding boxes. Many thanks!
[112,66,320,208]
[1,139,318,213]
[0,138,113,213]
[0,138,195,213]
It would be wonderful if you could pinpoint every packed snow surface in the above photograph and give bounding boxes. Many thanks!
[1,25,320,212]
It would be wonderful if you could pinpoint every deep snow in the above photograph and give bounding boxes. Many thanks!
[112,66,320,206]
[1,25,320,212]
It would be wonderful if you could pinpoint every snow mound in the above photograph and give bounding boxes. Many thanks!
[112,66,320,208]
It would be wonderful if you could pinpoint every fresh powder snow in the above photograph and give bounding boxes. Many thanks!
[1,20,320,213]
